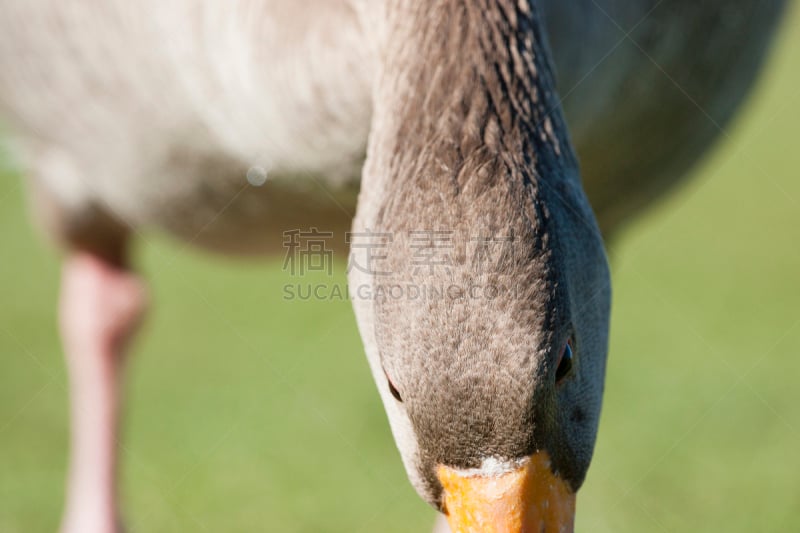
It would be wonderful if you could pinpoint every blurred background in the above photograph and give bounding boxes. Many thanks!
[1,6,799,533]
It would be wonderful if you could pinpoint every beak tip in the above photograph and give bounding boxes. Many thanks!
[436,452,575,533]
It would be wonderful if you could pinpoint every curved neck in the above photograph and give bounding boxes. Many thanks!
[348,0,586,503]
[357,0,578,233]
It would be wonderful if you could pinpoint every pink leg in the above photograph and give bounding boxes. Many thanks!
[59,252,147,533]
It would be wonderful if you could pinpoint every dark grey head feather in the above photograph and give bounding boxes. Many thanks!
[362,0,611,504]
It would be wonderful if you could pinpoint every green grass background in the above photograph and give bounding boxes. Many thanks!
[2,9,799,533]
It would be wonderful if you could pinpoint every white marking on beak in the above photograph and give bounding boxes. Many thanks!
[449,456,534,478]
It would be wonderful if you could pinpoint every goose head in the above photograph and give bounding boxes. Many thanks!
[349,1,611,531]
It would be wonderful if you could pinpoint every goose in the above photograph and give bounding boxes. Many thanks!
[0,1,786,532]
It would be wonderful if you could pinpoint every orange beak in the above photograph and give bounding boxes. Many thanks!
[437,452,575,533]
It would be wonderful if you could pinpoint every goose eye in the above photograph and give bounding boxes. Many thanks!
[386,372,403,402]
[555,339,574,384]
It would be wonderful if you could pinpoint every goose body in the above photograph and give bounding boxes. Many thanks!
[1,1,374,253]
[0,1,783,247]
[0,1,786,531]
